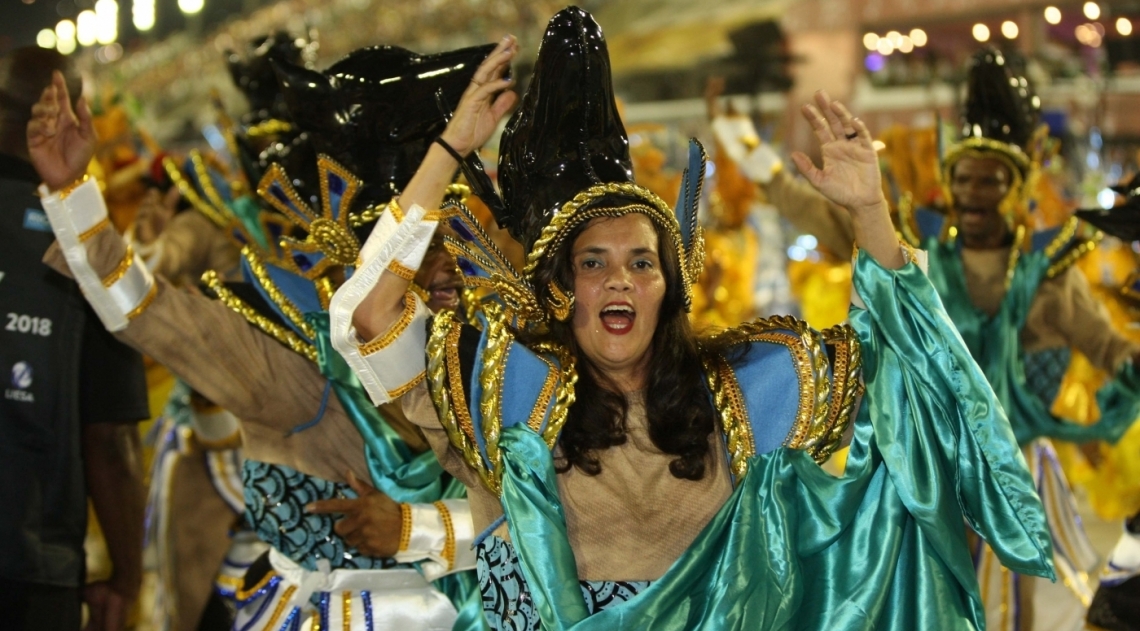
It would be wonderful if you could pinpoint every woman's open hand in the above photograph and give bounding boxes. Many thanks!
[791,90,882,218]
[438,36,519,157]
[27,70,96,191]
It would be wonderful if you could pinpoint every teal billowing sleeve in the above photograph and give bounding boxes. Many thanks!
[493,250,1054,631]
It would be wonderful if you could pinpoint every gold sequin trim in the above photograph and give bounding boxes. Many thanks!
[79,217,111,242]
[386,260,417,281]
[398,503,412,552]
[234,569,278,601]
[102,245,135,287]
[359,292,418,357]
[1047,236,1100,279]
[202,270,318,362]
[242,246,317,341]
[263,584,296,630]
[245,118,293,139]
[1044,217,1079,259]
[311,611,321,631]
[342,590,352,631]
[126,283,158,321]
[56,174,89,200]
[163,155,230,230]
[434,500,456,571]
[388,371,426,400]
[706,316,831,460]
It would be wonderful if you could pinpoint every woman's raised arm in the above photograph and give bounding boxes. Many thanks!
[350,36,519,340]
[792,90,905,270]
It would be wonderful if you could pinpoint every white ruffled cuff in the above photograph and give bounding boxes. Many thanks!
[39,177,156,331]
[395,499,476,581]
[330,202,437,405]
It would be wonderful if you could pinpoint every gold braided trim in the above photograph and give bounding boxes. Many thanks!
[311,611,321,631]
[342,591,352,631]
[386,260,417,281]
[202,270,318,362]
[245,118,294,138]
[126,283,159,320]
[526,340,577,449]
[707,316,830,456]
[102,245,135,287]
[390,198,405,223]
[388,371,426,399]
[191,151,233,221]
[525,356,559,433]
[79,217,111,242]
[1047,236,1100,278]
[398,503,412,552]
[163,156,230,229]
[1044,217,1079,259]
[444,317,477,443]
[1005,224,1026,291]
[56,174,90,200]
[264,585,296,630]
[434,500,456,571]
[428,312,499,493]
[815,325,864,464]
[896,192,922,248]
[522,182,699,306]
[235,569,279,601]
[243,246,317,341]
[477,302,511,493]
[359,292,417,357]
[702,353,754,478]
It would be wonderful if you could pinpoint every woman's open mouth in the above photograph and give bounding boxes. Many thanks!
[600,303,635,335]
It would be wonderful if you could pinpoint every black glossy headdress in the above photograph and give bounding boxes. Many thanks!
[442,6,707,326]
[227,31,310,123]
[1076,173,1140,242]
[942,47,1044,231]
[271,43,496,212]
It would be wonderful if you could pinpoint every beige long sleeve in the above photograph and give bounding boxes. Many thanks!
[144,211,241,286]
[1022,265,1140,373]
[43,225,373,481]
[765,170,856,258]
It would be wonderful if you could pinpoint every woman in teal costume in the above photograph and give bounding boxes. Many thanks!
[332,9,1055,630]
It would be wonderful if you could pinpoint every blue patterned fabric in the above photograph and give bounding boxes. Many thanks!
[242,459,406,571]
[1024,347,1072,408]
[475,536,648,631]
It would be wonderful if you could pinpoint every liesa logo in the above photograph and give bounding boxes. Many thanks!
[5,361,34,402]
[12,362,32,389]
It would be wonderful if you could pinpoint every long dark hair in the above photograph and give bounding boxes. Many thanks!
[527,207,719,480]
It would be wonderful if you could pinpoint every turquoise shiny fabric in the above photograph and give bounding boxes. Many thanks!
[926,240,1140,445]
[496,252,1053,630]
[309,312,488,631]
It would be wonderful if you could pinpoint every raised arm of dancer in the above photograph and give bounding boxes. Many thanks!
[794,90,904,270]
[351,36,518,340]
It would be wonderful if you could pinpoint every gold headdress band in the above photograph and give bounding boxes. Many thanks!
[521,181,704,307]
[939,136,1037,238]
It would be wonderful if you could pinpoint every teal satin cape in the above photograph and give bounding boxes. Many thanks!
[495,252,1054,630]
[926,240,1140,445]
[308,313,487,631]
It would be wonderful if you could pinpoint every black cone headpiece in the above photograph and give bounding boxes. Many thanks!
[497,6,633,251]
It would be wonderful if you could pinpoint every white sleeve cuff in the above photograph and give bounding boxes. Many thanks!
[330,203,437,405]
[39,177,156,331]
[394,499,476,581]
[711,115,782,184]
